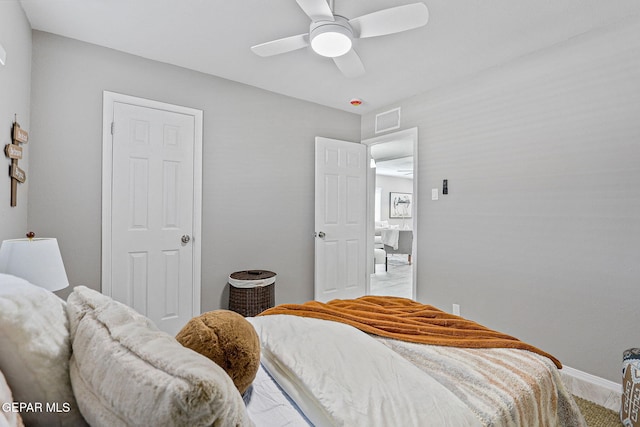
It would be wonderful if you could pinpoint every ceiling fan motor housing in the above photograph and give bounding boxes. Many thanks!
[310,15,353,57]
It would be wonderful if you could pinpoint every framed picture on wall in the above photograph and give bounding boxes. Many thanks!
[389,192,412,218]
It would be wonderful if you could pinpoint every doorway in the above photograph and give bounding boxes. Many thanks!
[101,92,203,335]
[363,128,418,299]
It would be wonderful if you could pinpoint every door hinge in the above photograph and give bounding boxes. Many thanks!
[110,122,115,135]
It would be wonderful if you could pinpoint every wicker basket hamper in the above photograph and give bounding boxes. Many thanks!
[228,270,276,317]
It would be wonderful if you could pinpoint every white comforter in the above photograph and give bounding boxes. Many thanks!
[248,315,482,427]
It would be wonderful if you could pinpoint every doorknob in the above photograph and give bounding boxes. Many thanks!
[181,235,191,244]
[317,231,326,239]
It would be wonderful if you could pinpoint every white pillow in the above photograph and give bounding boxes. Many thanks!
[0,369,23,427]
[0,274,86,427]
[66,286,253,427]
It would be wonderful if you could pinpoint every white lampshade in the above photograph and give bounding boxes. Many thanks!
[0,238,70,291]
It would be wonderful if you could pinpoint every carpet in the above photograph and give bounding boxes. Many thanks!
[574,396,622,427]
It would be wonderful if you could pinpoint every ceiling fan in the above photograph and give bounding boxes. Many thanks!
[251,0,429,78]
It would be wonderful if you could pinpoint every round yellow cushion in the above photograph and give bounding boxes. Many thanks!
[176,310,260,395]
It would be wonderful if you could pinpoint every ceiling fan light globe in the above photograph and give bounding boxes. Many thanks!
[310,22,353,57]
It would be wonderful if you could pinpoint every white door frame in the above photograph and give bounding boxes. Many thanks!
[101,91,203,316]
[362,127,419,299]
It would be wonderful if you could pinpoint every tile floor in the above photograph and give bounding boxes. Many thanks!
[370,253,413,299]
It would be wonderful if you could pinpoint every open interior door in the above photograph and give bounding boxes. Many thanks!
[314,137,367,302]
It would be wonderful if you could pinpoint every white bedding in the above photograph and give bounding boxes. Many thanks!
[248,315,482,427]
[247,315,586,427]
[245,364,311,427]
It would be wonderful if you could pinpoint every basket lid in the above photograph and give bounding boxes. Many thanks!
[229,270,276,288]
[230,270,276,281]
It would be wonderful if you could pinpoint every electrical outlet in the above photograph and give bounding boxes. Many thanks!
[452,303,460,316]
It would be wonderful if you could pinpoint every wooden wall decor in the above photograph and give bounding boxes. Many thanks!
[5,116,28,206]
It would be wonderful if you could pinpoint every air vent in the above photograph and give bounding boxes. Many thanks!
[375,107,401,134]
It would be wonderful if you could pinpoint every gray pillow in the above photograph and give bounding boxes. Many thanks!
[66,286,253,427]
[0,274,85,427]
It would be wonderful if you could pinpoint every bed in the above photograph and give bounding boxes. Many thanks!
[243,296,586,427]
[0,272,585,426]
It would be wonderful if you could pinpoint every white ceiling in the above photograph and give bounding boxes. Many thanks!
[371,137,413,178]
[19,0,640,114]
[370,137,414,161]
[376,156,413,179]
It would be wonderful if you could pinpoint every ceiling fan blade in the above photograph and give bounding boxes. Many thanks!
[333,49,365,78]
[296,0,334,22]
[251,34,310,57]
[349,2,429,39]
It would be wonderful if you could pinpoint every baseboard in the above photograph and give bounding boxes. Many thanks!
[561,365,621,412]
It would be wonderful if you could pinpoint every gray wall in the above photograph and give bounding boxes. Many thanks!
[14,1,638,384]
[0,1,31,241]
[362,17,640,383]
[28,31,360,308]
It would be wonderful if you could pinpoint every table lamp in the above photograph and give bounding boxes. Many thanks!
[0,233,70,291]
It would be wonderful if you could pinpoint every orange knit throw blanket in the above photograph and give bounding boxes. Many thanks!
[259,295,561,369]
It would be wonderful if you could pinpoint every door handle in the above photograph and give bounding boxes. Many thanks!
[317,231,326,239]
[181,235,191,244]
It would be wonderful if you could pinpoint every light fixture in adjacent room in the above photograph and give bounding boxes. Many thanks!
[0,233,70,291]
[310,16,353,58]
[0,42,6,66]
